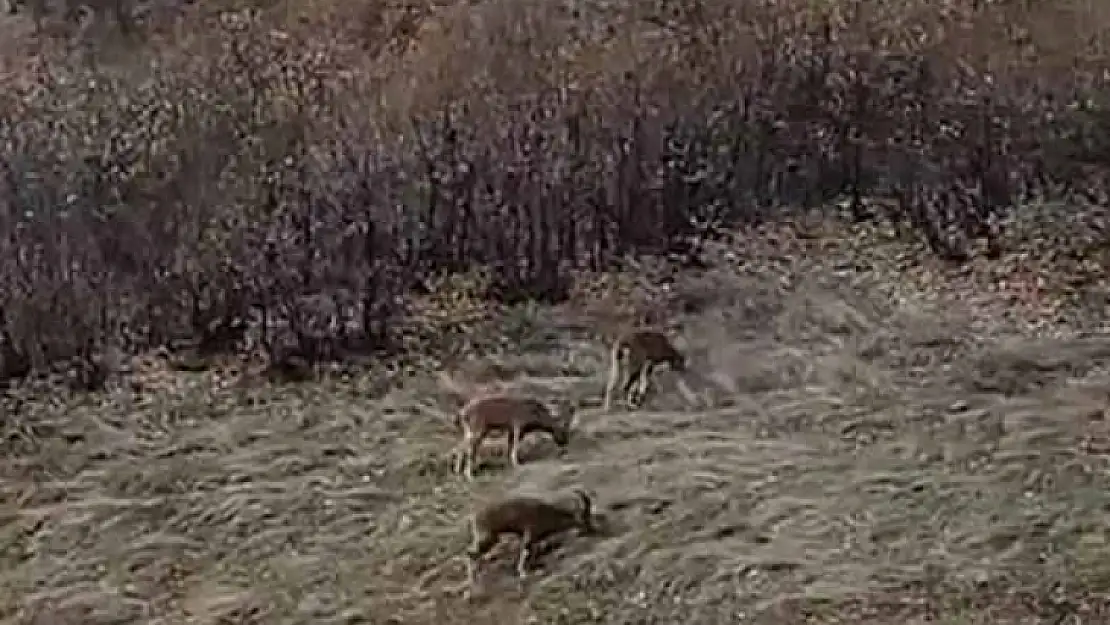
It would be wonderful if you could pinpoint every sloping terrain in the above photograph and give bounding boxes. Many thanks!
[4,247,1110,625]
[2,0,1110,620]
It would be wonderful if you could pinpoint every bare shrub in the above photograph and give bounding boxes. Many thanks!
[0,0,1107,390]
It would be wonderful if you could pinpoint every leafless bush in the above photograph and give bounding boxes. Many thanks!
[0,0,1107,388]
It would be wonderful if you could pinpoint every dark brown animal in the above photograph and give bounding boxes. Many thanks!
[602,329,686,411]
[467,488,595,586]
[451,394,574,480]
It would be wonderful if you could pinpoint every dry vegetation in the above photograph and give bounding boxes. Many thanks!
[3,0,1110,623]
[7,251,1110,624]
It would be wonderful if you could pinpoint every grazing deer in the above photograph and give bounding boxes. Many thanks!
[602,329,686,411]
[467,487,595,588]
[450,394,574,480]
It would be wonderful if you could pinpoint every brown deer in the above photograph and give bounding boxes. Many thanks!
[467,487,595,588]
[602,329,686,411]
[451,394,574,480]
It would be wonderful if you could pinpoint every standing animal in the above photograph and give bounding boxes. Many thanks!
[602,329,686,411]
[467,487,596,586]
[451,394,574,480]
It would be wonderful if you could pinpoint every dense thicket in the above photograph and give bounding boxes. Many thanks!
[0,0,1108,385]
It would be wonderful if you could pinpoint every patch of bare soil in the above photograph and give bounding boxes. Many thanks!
[4,239,1110,625]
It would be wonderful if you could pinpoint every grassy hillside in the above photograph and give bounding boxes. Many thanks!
[3,0,1110,623]
[6,226,1110,624]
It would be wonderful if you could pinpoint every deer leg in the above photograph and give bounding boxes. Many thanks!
[455,431,474,476]
[465,432,486,480]
[602,349,625,412]
[623,363,644,407]
[507,426,523,467]
[515,531,534,579]
[634,364,656,406]
[452,429,474,475]
[467,532,498,587]
[450,444,463,475]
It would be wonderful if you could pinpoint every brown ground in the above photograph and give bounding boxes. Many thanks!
[3,224,1110,624]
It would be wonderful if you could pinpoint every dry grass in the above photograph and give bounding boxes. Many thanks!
[4,252,1110,624]
[3,0,1110,619]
